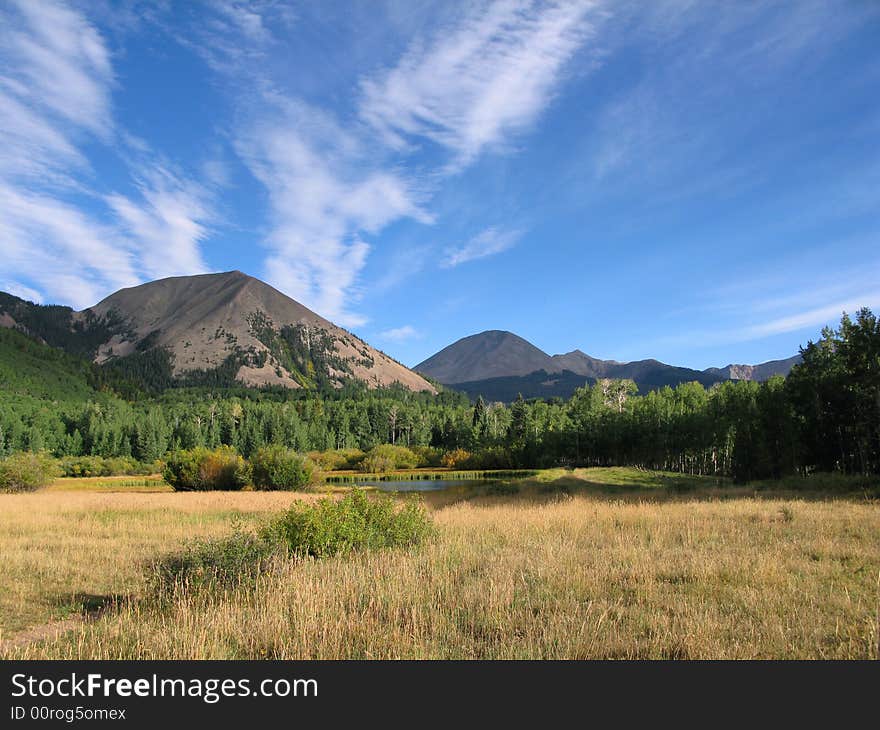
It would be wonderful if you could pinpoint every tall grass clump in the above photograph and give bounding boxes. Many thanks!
[250,445,318,491]
[0,451,59,493]
[150,529,279,591]
[163,446,249,491]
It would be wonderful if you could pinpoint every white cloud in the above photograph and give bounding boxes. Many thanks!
[379,325,421,342]
[176,1,598,324]
[360,0,597,166]
[0,184,139,308]
[443,227,522,267]
[372,244,432,294]
[106,167,211,280]
[656,277,880,352]
[235,98,431,327]
[173,0,293,78]
[743,295,880,340]
[0,280,43,304]
[1,0,114,139]
[0,0,216,309]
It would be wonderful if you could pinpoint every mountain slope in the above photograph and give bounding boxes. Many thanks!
[0,327,98,402]
[1,272,435,393]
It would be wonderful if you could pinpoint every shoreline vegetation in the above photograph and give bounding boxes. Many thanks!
[1,466,877,659]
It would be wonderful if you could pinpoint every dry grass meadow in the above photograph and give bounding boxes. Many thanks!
[1,469,878,659]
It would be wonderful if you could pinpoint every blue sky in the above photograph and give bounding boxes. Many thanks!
[1,1,878,370]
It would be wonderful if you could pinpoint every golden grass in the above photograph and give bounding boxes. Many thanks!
[2,469,879,659]
[0,489,319,638]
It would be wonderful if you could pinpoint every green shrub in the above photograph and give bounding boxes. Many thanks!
[251,445,317,491]
[307,448,365,471]
[409,445,443,467]
[266,490,433,558]
[360,444,419,473]
[150,529,279,590]
[163,446,249,491]
[0,451,59,493]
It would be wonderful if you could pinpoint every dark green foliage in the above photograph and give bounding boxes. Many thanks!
[0,293,130,358]
[0,451,59,492]
[98,347,176,395]
[266,490,433,558]
[787,308,880,476]
[250,445,317,490]
[163,446,250,491]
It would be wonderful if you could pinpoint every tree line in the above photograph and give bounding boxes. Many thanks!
[1,309,877,482]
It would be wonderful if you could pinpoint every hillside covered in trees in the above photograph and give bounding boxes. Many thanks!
[0,309,878,483]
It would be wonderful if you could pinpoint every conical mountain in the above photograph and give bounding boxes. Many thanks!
[415,330,554,383]
[2,271,435,392]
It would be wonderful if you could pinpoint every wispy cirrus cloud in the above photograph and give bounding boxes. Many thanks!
[443,227,523,268]
[171,0,294,78]
[187,1,598,324]
[1,0,114,140]
[0,0,137,306]
[360,0,598,167]
[588,1,880,186]
[0,0,217,309]
[106,166,212,281]
[653,253,880,353]
[0,184,137,308]
[234,97,431,327]
[745,296,880,340]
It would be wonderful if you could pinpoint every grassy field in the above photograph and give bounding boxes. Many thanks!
[1,468,878,659]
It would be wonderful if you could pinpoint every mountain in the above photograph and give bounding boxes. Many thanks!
[415,330,799,400]
[703,356,801,381]
[413,330,555,383]
[0,271,435,393]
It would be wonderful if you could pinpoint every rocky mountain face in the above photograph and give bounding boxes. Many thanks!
[703,356,801,381]
[416,330,800,399]
[0,271,435,393]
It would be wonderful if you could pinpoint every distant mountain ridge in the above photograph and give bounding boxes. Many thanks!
[0,271,435,393]
[415,330,800,400]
